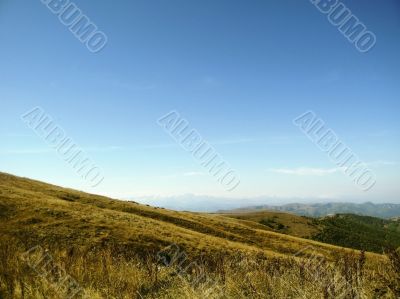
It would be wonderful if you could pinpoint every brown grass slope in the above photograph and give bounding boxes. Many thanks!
[217,210,320,238]
[1,172,399,298]
[0,171,350,259]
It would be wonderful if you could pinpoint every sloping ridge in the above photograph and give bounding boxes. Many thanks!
[0,172,381,261]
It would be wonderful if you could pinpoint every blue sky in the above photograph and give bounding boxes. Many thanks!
[1,0,399,207]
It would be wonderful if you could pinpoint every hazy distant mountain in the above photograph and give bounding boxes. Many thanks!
[130,194,298,212]
[221,202,400,219]
[132,195,400,218]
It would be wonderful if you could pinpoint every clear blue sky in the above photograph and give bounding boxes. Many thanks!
[1,0,399,205]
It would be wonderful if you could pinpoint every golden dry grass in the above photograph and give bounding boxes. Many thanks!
[0,172,398,298]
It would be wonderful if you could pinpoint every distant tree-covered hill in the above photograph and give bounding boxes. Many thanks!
[313,214,400,253]
[221,211,400,253]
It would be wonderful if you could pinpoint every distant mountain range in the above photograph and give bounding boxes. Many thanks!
[132,194,400,215]
[220,202,400,219]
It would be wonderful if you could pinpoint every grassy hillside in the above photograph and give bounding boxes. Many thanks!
[1,172,399,298]
[0,172,336,259]
[216,210,319,238]
[220,210,400,254]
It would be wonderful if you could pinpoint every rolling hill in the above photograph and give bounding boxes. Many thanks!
[216,210,319,239]
[0,172,356,261]
[219,210,400,253]
[313,214,400,253]
[0,172,399,298]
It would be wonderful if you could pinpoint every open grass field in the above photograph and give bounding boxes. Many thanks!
[1,172,399,298]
